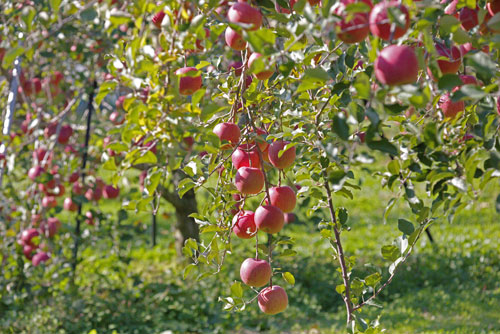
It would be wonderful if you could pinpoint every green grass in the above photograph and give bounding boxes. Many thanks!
[2,167,500,334]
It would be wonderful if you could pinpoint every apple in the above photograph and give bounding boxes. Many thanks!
[28,165,45,181]
[232,210,257,238]
[439,91,464,119]
[459,7,478,31]
[32,251,50,266]
[459,75,479,85]
[85,211,95,225]
[235,167,265,195]
[176,67,202,95]
[195,28,210,51]
[109,111,124,125]
[374,45,419,86]
[33,147,51,163]
[232,144,261,169]
[103,185,120,199]
[268,186,296,213]
[229,61,244,76]
[63,197,78,211]
[40,217,60,237]
[333,0,372,44]
[268,140,296,169]
[276,0,297,13]
[284,213,296,224]
[23,244,36,260]
[72,182,85,195]
[57,125,73,144]
[444,0,459,16]
[258,285,288,315]
[369,1,410,41]
[435,43,462,75]
[116,95,126,109]
[213,122,241,149]
[240,258,272,287]
[225,27,247,51]
[21,228,39,246]
[152,11,165,29]
[248,53,274,80]
[227,2,262,31]
[251,127,268,151]
[85,187,103,202]
[42,196,57,208]
[255,205,285,234]
[487,0,500,16]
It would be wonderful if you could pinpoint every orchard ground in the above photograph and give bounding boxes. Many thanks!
[2,164,499,334]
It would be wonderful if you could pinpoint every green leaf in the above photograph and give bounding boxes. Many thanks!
[354,72,370,99]
[332,113,349,140]
[438,74,463,91]
[365,272,381,287]
[335,284,346,294]
[466,52,496,83]
[388,160,400,175]
[2,47,24,69]
[230,282,243,298]
[244,28,276,54]
[381,245,399,261]
[183,263,196,279]
[367,138,398,156]
[133,151,157,165]
[178,179,195,198]
[102,158,117,171]
[80,8,98,21]
[303,68,330,82]
[282,272,295,285]
[337,207,348,225]
[397,218,415,235]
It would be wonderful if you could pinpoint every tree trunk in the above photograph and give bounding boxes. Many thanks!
[172,188,199,256]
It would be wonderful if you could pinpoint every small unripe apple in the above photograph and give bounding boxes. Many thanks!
[248,53,274,80]
[374,45,418,86]
[232,210,257,238]
[268,186,296,213]
[176,67,202,95]
[369,2,410,41]
[103,185,120,199]
[258,285,288,315]
[459,7,478,31]
[152,11,165,29]
[227,2,262,31]
[28,165,45,181]
[63,197,78,211]
[213,122,241,149]
[268,140,296,170]
[235,167,265,195]
[225,27,247,51]
[232,144,261,170]
[255,205,285,234]
[240,258,272,287]
[32,251,50,266]
[333,0,372,44]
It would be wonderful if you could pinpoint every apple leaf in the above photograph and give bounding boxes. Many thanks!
[438,74,462,91]
[397,219,415,235]
[282,272,295,285]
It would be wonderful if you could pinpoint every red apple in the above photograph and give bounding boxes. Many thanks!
[109,111,125,125]
[85,211,95,225]
[369,1,410,41]
[439,91,464,119]
[57,125,73,144]
[63,197,78,211]
[487,0,500,16]
[459,75,479,85]
[333,0,372,44]
[240,258,272,287]
[40,217,60,237]
[255,205,285,234]
[232,210,257,238]
[248,53,274,80]
[276,0,297,13]
[374,45,419,86]
[32,251,50,266]
[152,11,165,29]
[23,244,36,260]
[435,43,462,75]
[268,186,296,213]
[227,2,262,31]
[28,165,45,181]
[268,140,296,170]
[176,67,202,95]
[85,187,102,202]
[42,196,57,208]
[232,144,261,170]
[21,228,39,246]
[235,167,264,195]
[225,27,247,51]
[103,185,120,199]
[459,7,478,31]
[284,212,296,224]
[213,122,241,149]
[229,61,244,76]
[258,285,288,315]
[72,182,85,195]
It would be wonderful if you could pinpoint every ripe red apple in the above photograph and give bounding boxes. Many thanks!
[213,122,241,149]
[258,285,288,315]
[57,125,73,144]
[255,205,285,234]
[487,0,500,16]
[459,7,478,31]
[439,91,464,119]
[85,211,95,225]
[72,182,85,195]
[109,111,124,125]
[42,196,57,208]
[225,27,247,51]
[374,45,419,86]
[333,0,372,44]
[63,197,78,211]
[369,2,410,41]
[248,53,274,80]
[444,0,459,16]
[176,67,202,95]
[103,185,120,199]
[227,2,262,31]
[284,212,296,224]
[152,11,165,29]
[240,258,272,287]
[268,186,296,213]
[32,251,50,266]
[232,144,261,169]
[68,171,79,183]
[235,167,265,195]
[251,127,268,152]
[459,75,479,85]
[85,187,102,202]
[229,61,244,76]
[232,210,257,238]
[268,140,296,170]
[28,165,45,181]
[276,0,297,13]
[23,244,36,260]
[435,43,462,75]
[40,217,60,237]
[21,228,39,246]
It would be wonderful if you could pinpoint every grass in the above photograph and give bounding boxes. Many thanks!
[2,166,500,334]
